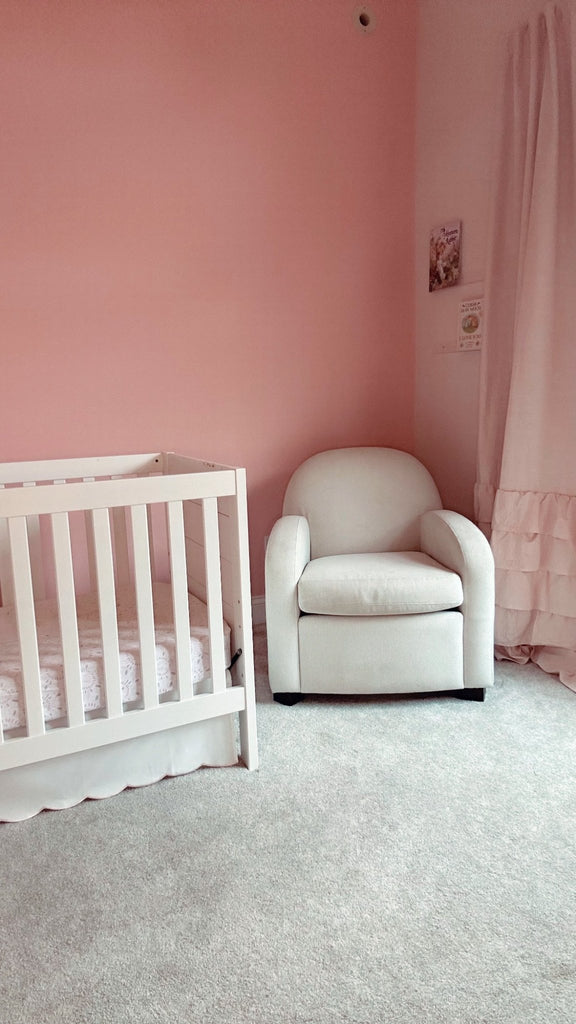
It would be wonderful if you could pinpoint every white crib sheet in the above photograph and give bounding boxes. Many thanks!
[0,583,231,732]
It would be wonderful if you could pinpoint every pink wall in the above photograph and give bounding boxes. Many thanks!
[0,0,416,593]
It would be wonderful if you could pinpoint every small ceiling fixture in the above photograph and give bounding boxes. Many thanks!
[354,7,376,33]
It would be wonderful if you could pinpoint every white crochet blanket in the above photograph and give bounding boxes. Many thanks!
[0,583,230,732]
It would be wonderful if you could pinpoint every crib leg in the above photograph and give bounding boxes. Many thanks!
[237,645,259,770]
[239,707,258,770]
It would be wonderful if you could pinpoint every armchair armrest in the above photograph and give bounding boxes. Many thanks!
[420,509,495,689]
[265,515,310,694]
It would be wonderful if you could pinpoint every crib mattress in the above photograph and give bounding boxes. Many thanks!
[0,583,231,732]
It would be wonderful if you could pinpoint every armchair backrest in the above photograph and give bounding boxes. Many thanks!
[283,448,442,558]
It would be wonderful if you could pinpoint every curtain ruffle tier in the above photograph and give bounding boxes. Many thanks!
[490,488,576,691]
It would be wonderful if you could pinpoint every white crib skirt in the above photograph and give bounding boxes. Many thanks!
[0,715,237,822]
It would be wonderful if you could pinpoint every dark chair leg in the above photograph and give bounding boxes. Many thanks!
[273,692,305,706]
[455,688,486,702]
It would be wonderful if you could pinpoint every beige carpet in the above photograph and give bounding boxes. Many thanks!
[0,627,575,1024]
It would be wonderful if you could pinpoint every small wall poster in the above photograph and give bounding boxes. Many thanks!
[429,221,461,292]
[457,297,483,350]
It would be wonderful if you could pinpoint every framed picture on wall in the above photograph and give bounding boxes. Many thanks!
[429,221,461,292]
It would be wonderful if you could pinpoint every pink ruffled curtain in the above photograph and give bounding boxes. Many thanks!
[475,4,576,689]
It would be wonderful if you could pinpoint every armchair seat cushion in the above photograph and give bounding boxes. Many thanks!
[297,551,463,616]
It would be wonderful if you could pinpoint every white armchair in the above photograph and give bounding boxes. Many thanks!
[265,448,494,704]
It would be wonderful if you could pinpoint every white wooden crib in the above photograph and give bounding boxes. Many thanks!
[0,452,258,821]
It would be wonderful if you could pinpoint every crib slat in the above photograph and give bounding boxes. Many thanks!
[83,479,97,591]
[8,517,45,737]
[50,512,85,728]
[22,483,46,601]
[130,504,158,709]
[0,487,14,606]
[111,502,131,587]
[91,508,123,718]
[202,497,226,693]
[167,501,193,700]
[147,504,158,582]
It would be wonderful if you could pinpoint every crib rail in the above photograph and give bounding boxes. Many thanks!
[0,454,257,772]
[0,452,163,486]
[0,469,236,518]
